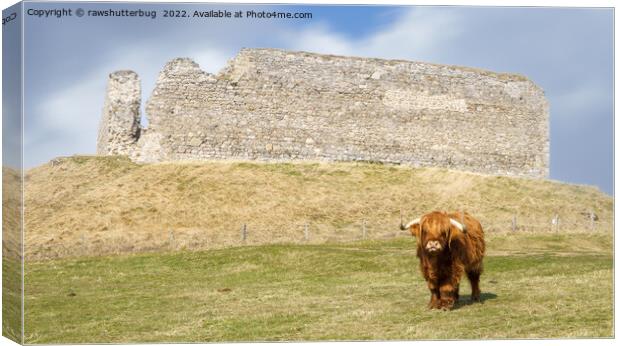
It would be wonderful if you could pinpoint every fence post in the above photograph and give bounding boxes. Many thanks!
[241,224,247,242]
[304,222,309,241]
[169,229,175,249]
[551,214,560,232]
[590,211,596,231]
[511,215,517,232]
[81,233,87,254]
[362,219,367,240]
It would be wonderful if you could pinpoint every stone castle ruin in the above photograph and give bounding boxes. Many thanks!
[97,48,549,178]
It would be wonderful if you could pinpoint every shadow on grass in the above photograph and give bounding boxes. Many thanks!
[453,292,498,310]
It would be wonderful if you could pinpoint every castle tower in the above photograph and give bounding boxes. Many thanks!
[96,70,141,155]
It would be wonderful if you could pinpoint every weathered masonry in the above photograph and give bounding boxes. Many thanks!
[97,48,549,178]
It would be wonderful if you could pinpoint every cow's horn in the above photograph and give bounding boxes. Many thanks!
[449,218,467,233]
[400,218,421,231]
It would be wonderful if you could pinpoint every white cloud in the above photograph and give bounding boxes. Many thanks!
[359,8,463,60]
[25,74,102,165]
[192,48,238,74]
[286,24,355,56]
[288,8,463,61]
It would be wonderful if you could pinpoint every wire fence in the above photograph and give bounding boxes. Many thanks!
[25,208,612,261]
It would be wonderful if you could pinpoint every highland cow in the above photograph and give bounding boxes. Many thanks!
[400,211,485,310]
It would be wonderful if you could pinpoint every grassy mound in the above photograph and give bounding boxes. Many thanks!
[24,156,612,259]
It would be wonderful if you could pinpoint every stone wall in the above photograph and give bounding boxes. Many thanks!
[97,48,549,178]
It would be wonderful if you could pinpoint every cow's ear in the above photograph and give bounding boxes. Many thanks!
[410,223,421,238]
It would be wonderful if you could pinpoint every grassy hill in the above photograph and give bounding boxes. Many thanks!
[24,156,612,260]
[18,156,614,341]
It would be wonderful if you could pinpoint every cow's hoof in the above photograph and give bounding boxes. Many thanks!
[438,299,454,311]
[428,300,441,309]
[471,295,481,303]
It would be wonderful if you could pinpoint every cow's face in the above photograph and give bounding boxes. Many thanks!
[420,225,447,255]
[407,211,466,256]
[417,214,452,255]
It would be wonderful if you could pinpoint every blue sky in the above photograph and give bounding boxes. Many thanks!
[19,3,613,194]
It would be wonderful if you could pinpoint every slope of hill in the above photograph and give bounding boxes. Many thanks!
[23,156,612,260]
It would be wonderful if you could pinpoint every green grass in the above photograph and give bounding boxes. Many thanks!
[24,233,613,343]
[3,258,22,343]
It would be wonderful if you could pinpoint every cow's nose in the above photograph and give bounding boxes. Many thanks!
[426,241,441,251]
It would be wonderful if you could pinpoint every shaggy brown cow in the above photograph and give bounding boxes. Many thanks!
[400,211,485,310]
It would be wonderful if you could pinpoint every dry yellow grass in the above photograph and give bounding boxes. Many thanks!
[23,155,612,260]
[3,167,22,260]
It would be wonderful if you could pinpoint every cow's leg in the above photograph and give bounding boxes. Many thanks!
[427,281,441,309]
[466,269,482,302]
[438,263,464,310]
[454,284,460,303]
[438,283,457,310]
